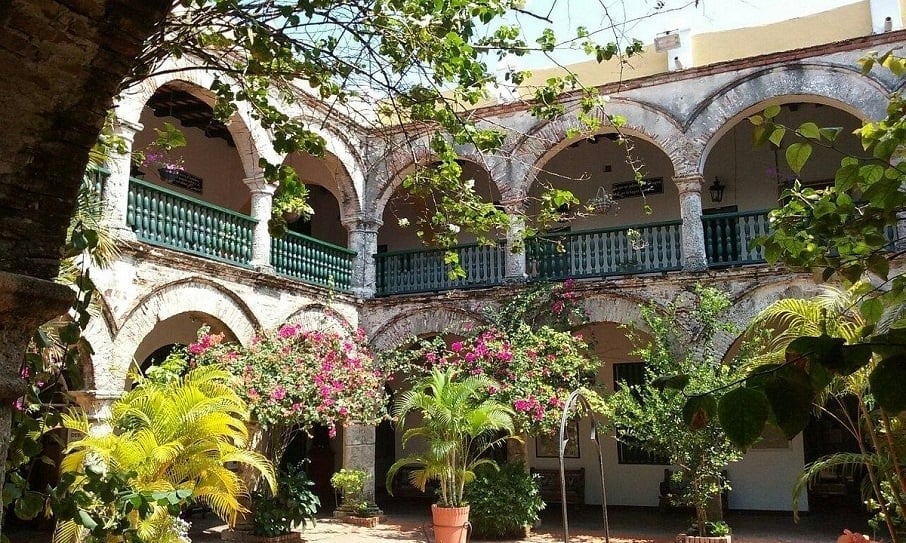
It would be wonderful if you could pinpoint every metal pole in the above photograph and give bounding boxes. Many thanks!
[558,389,610,543]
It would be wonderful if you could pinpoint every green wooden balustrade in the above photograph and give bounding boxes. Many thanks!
[375,243,507,295]
[702,209,771,266]
[526,220,684,281]
[271,231,356,292]
[127,177,256,267]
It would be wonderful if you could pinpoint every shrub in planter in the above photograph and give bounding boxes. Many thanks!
[463,462,545,539]
[252,462,320,537]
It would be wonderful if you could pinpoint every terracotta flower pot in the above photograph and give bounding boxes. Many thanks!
[432,504,470,543]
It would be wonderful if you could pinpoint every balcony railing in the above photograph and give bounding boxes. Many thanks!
[127,177,256,267]
[703,209,771,266]
[272,231,356,292]
[375,243,507,295]
[526,220,684,281]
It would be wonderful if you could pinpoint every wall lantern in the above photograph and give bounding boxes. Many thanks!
[709,178,725,203]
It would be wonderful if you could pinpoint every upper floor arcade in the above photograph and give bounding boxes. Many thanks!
[95,25,906,299]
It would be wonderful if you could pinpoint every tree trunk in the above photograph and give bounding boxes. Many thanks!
[0,0,171,534]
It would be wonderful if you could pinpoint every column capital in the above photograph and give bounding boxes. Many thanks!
[112,117,144,144]
[341,216,383,232]
[498,197,527,214]
[243,175,276,194]
[673,174,705,194]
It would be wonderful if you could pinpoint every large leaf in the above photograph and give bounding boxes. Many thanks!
[870,356,906,413]
[717,387,770,450]
[763,371,814,440]
[786,142,813,174]
[787,335,870,376]
[682,394,717,431]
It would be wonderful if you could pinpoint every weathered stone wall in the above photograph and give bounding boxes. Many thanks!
[0,0,169,279]
[85,243,360,392]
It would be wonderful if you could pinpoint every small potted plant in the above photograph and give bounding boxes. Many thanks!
[463,461,545,540]
[231,462,319,542]
[386,367,517,543]
[331,469,381,527]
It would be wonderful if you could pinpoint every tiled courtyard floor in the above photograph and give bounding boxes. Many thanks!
[6,503,878,542]
[188,504,877,543]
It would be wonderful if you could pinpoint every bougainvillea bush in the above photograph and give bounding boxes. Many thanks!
[386,282,599,436]
[189,324,387,439]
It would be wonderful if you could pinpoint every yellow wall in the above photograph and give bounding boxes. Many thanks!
[517,1,875,92]
[693,1,872,66]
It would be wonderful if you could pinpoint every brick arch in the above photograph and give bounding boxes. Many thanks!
[101,277,261,390]
[282,303,355,336]
[710,276,821,359]
[369,136,496,221]
[282,110,368,221]
[581,292,655,330]
[114,57,282,175]
[688,63,890,174]
[369,306,486,351]
[508,99,688,198]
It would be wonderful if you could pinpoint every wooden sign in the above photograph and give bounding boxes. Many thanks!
[159,168,203,193]
[612,177,663,200]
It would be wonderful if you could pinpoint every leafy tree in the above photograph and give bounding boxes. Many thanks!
[603,286,746,536]
[745,285,906,540]
[672,52,906,540]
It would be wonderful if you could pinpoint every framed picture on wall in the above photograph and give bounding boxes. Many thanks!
[536,419,580,458]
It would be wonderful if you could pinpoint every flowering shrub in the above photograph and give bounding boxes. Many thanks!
[387,282,598,435]
[190,324,387,437]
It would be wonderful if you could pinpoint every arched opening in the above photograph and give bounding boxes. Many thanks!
[131,312,236,381]
[700,100,864,266]
[526,133,680,279]
[378,160,501,252]
[134,82,251,214]
[282,150,355,248]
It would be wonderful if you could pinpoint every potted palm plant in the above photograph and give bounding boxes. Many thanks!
[386,367,516,543]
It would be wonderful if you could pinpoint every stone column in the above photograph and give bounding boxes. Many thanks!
[243,174,277,272]
[674,175,708,272]
[344,218,381,298]
[103,117,143,240]
[342,423,378,506]
[0,273,74,525]
[71,389,122,436]
[502,201,527,282]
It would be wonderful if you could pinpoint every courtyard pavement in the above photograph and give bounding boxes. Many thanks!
[186,503,878,543]
[5,501,878,542]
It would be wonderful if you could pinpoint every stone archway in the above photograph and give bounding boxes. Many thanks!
[103,277,260,391]
[688,63,890,173]
[369,305,485,352]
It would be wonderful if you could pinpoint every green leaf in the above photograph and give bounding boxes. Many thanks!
[768,126,786,147]
[14,492,44,521]
[797,122,820,139]
[682,394,717,431]
[718,387,770,450]
[870,356,906,413]
[861,297,884,323]
[77,509,98,530]
[764,105,781,119]
[867,253,890,280]
[819,127,842,142]
[785,335,870,376]
[652,373,689,391]
[763,372,813,440]
[785,142,812,174]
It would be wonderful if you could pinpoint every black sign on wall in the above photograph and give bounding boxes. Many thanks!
[611,177,663,200]
[159,168,203,193]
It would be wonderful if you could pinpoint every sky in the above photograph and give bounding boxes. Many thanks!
[504,0,862,68]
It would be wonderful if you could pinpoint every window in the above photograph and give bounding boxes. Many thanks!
[613,362,669,465]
